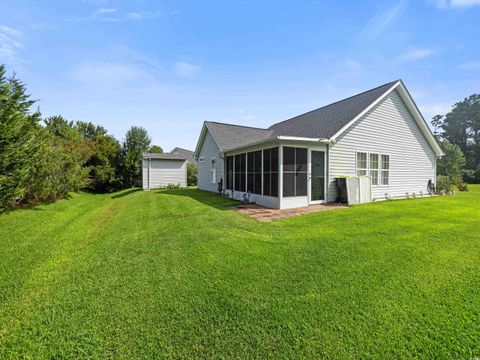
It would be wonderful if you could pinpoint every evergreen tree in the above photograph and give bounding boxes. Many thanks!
[121,126,151,187]
[0,65,41,210]
[149,145,163,153]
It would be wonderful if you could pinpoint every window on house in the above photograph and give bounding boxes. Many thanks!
[247,150,262,195]
[263,147,278,197]
[356,152,367,176]
[211,158,216,183]
[369,153,379,185]
[226,156,233,190]
[283,147,307,197]
[234,153,246,191]
[381,154,390,185]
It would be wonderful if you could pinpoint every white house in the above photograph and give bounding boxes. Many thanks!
[194,80,444,209]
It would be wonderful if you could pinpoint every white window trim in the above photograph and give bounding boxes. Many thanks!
[355,151,390,187]
[355,151,368,177]
[380,154,390,186]
[210,157,216,183]
[369,153,380,186]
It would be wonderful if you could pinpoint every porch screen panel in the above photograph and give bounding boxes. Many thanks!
[283,147,307,197]
[234,153,246,192]
[263,147,278,197]
[247,151,262,194]
[226,156,233,190]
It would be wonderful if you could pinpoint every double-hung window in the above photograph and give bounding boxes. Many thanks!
[356,152,367,176]
[211,158,216,183]
[381,154,390,185]
[369,153,379,185]
[356,152,390,186]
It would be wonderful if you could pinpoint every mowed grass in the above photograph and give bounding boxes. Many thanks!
[1,187,480,359]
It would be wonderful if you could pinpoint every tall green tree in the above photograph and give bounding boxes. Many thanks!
[0,65,41,210]
[437,139,466,185]
[149,145,163,153]
[76,121,121,192]
[433,94,480,182]
[121,126,151,187]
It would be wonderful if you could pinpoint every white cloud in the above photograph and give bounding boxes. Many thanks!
[432,0,480,8]
[91,8,160,22]
[173,62,201,78]
[457,61,480,70]
[94,8,117,15]
[359,0,406,39]
[70,62,152,87]
[0,25,24,64]
[400,48,437,61]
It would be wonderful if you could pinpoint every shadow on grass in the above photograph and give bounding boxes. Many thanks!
[154,188,240,210]
[1,193,74,214]
[111,188,142,199]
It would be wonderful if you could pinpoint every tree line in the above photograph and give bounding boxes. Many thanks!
[433,93,480,189]
[0,64,195,212]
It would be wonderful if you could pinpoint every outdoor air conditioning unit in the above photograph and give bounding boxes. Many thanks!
[346,176,372,205]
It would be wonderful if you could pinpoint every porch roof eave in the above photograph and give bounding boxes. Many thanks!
[222,136,331,155]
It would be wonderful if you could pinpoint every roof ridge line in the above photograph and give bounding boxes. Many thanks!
[269,80,400,129]
[206,121,271,131]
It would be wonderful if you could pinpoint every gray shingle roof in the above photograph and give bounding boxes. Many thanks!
[268,80,398,139]
[204,80,399,151]
[205,122,274,151]
[142,152,186,160]
[170,147,196,163]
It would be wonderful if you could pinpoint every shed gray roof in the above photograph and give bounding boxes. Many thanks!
[170,147,196,163]
[268,80,398,139]
[142,152,186,160]
[203,81,398,152]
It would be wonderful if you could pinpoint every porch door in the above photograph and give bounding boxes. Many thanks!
[310,150,326,203]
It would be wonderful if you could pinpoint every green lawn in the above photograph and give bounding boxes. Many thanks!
[1,187,479,359]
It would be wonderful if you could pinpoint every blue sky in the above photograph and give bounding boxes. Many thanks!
[1,0,479,151]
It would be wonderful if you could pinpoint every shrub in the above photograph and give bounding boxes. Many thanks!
[165,183,181,190]
[457,182,469,192]
[187,163,198,186]
[436,176,455,193]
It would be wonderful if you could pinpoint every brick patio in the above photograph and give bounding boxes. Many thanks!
[234,203,347,221]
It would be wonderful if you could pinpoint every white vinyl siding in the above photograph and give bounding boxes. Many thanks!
[197,130,224,192]
[329,89,437,201]
[142,159,187,189]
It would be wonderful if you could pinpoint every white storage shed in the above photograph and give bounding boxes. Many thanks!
[142,153,187,190]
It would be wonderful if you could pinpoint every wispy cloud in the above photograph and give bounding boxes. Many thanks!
[432,0,480,8]
[90,8,160,22]
[400,47,438,61]
[457,61,480,70]
[359,0,406,39]
[70,62,153,88]
[173,62,201,78]
[0,25,24,64]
